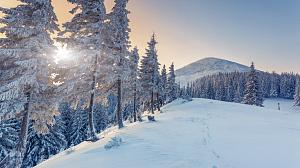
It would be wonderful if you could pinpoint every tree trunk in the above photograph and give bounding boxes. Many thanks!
[116,78,124,128]
[133,89,137,122]
[0,92,31,168]
[151,90,154,114]
[87,91,98,142]
[156,92,161,112]
[87,55,99,142]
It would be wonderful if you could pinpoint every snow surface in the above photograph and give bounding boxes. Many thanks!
[36,98,300,168]
[175,57,250,86]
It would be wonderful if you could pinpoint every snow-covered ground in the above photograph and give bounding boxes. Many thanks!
[36,98,300,168]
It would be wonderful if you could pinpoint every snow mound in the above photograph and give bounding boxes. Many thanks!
[104,137,123,150]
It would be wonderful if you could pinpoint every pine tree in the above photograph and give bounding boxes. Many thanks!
[94,104,109,133]
[167,63,177,102]
[294,78,300,106]
[22,117,67,168]
[243,63,263,107]
[126,47,141,122]
[69,104,88,147]
[161,65,168,104]
[270,72,280,97]
[106,0,131,128]
[0,119,19,162]
[58,0,108,141]
[140,34,160,114]
[59,102,73,147]
[0,1,60,167]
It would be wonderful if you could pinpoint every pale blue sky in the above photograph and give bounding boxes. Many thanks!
[132,0,300,72]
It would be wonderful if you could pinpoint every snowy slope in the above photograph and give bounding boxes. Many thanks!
[36,99,300,168]
[175,57,250,86]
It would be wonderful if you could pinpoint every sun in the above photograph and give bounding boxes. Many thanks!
[54,46,72,63]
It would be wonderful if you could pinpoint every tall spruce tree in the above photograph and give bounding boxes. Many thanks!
[0,1,60,167]
[127,47,141,122]
[243,63,263,107]
[167,63,177,102]
[294,78,300,106]
[106,0,131,128]
[58,0,108,141]
[21,116,67,168]
[160,65,168,105]
[0,119,19,162]
[140,34,160,114]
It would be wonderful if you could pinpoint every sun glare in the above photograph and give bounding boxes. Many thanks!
[54,46,71,63]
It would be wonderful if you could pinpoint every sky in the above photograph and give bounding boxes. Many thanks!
[0,0,299,73]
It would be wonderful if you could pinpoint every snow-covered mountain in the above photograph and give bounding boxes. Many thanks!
[175,57,250,86]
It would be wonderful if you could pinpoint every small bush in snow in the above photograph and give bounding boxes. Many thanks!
[148,116,156,122]
[104,137,123,150]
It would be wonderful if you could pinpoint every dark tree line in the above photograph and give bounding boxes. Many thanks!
[182,63,299,105]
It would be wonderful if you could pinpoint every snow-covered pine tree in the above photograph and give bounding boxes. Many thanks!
[160,65,168,105]
[59,102,73,147]
[69,103,88,147]
[94,104,109,133]
[140,34,161,114]
[294,78,300,106]
[243,62,263,107]
[106,0,131,128]
[126,47,141,122]
[0,1,60,167]
[0,119,19,162]
[233,83,242,103]
[166,63,177,103]
[58,0,108,141]
[269,72,280,97]
[21,116,67,168]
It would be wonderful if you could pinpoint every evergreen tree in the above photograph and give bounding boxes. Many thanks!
[106,0,131,128]
[0,1,60,167]
[167,63,177,102]
[69,104,88,147]
[59,102,73,147]
[140,34,160,114]
[161,65,168,104]
[58,0,108,141]
[94,104,109,133]
[294,78,300,106]
[22,117,67,168]
[270,72,280,97]
[243,63,263,107]
[126,47,141,122]
[0,119,19,162]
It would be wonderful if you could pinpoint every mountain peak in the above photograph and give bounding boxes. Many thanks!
[175,57,250,86]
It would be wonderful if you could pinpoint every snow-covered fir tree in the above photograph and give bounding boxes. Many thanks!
[160,65,168,105]
[126,47,141,122]
[58,0,108,141]
[58,102,73,147]
[106,0,131,128]
[69,103,88,147]
[140,34,161,114]
[242,63,263,106]
[94,104,109,133]
[294,78,300,106]
[269,72,280,97]
[166,63,177,102]
[0,1,60,167]
[21,116,67,168]
[0,119,19,162]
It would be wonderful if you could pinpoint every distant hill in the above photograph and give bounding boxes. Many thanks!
[175,57,250,86]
